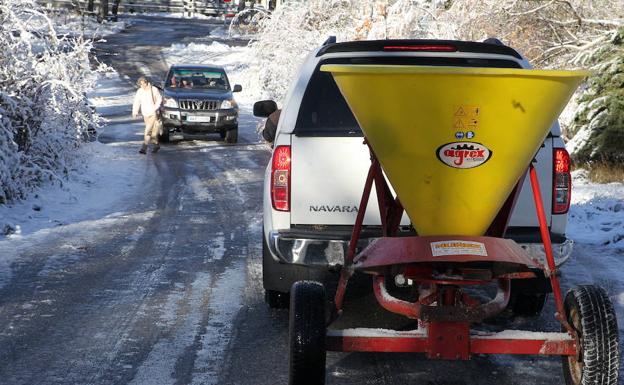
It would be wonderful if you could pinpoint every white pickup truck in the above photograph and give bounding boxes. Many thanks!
[254,38,574,315]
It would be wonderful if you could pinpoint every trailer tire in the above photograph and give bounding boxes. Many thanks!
[562,285,619,385]
[289,281,326,385]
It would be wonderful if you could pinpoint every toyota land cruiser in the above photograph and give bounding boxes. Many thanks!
[161,64,242,143]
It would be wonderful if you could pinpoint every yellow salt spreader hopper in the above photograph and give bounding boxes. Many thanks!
[322,65,587,236]
[286,63,620,385]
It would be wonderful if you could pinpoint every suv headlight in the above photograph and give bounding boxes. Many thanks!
[221,99,234,109]
[163,97,178,108]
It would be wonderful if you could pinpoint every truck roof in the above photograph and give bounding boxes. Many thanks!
[317,39,523,60]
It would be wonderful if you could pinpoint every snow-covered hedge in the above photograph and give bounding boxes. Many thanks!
[0,0,102,204]
[566,28,624,165]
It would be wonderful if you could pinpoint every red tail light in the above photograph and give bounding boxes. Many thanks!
[553,148,571,214]
[271,145,291,211]
[383,45,457,52]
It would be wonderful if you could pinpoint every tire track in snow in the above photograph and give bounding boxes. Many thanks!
[128,272,213,385]
[190,261,246,385]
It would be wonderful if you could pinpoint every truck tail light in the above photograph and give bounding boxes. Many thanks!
[553,148,572,214]
[271,145,291,212]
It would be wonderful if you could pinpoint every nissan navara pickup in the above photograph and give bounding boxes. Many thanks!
[254,38,574,315]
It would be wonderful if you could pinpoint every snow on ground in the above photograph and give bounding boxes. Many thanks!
[568,170,624,248]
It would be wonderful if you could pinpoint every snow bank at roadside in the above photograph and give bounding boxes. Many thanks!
[568,170,624,248]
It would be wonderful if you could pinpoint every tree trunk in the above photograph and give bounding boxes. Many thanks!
[99,0,109,22]
[111,0,121,21]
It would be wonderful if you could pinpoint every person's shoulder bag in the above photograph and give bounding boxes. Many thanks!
[150,86,164,135]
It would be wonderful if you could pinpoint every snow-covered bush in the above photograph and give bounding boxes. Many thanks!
[0,0,102,204]
[565,27,624,165]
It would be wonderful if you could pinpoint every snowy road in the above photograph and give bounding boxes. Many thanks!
[0,15,623,385]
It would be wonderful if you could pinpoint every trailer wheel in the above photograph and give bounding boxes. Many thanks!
[289,281,326,385]
[562,285,619,385]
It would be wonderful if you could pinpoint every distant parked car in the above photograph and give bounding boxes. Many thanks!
[160,64,242,143]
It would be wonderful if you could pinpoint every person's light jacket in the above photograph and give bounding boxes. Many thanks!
[132,85,162,118]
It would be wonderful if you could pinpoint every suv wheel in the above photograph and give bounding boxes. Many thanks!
[225,126,238,143]
[159,126,170,143]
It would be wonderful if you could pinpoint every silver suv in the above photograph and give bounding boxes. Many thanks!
[255,38,574,314]
[161,64,242,143]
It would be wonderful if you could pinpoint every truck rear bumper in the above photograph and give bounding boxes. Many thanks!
[267,230,574,268]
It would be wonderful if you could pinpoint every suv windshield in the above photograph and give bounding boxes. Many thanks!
[295,56,521,136]
[166,68,230,91]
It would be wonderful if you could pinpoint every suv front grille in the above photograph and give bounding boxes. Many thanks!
[180,100,219,111]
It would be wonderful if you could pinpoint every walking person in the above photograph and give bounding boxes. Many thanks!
[132,76,162,154]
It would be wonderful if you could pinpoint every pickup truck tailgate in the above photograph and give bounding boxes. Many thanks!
[290,136,383,225]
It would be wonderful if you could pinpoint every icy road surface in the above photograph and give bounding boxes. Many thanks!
[0,14,623,385]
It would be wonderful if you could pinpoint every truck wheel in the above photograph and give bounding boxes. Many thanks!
[265,290,289,309]
[263,233,289,309]
[225,127,238,144]
[508,292,547,316]
[289,281,326,385]
[562,285,619,385]
[507,279,548,316]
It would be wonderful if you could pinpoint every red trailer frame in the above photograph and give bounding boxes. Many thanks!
[326,141,578,361]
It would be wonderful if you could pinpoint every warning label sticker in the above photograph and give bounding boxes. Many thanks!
[430,240,488,257]
[453,105,480,133]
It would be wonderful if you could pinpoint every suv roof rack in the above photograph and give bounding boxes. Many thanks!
[316,39,522,59]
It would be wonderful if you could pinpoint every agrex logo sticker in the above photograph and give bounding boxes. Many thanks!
[436,142,492,169]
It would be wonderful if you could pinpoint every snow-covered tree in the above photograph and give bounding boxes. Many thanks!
[0,0,102,203]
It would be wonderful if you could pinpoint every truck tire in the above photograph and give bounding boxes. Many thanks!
[507,278,549,316]
[562,285,619,385]
[508,292,547,317]
[263,233,289,309]
[289,281,326,385]
[225,126,238,144]
[266,290,289,309]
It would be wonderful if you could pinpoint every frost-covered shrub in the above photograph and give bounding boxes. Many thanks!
[0,0,102,203]
[566,28,624,165]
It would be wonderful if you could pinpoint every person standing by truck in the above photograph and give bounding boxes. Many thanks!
[132,76,162,154]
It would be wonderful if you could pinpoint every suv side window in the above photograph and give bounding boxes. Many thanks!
[294,56,521,137]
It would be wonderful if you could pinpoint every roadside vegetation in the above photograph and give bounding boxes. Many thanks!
[0,0,103,204]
